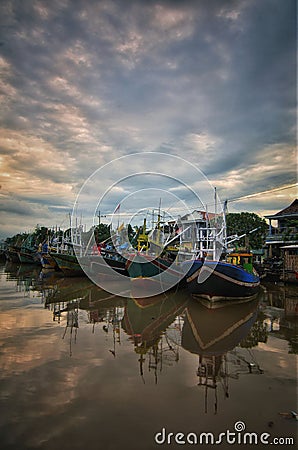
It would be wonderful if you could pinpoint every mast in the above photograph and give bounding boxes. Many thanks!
[157,198,162,244]
[214,187,217,232]
[223,200,228,252]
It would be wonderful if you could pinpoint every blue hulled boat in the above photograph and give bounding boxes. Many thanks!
[183,252,260,303]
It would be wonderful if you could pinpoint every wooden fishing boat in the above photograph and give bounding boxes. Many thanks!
[6,246,21,263]
[184,252,260,304]
[16,232,43,265]
[50,252,85,277]
[123,212,191,294]
[18,249,41,265]
[40,252,59,270]
[51,249,128,278]
[178,198,261,303]
[89,249,128,276]
[49,224,88,276]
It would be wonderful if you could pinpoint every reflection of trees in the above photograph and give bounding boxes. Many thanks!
[239,312,268,348]
[280,325,298,355]
[287,339,297,355]
[239,309,298,355]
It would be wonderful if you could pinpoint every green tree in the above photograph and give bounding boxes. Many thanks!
[5,232,29,247]
[226,212,268,249]
[94,223,111,244]
[33,225,50,244]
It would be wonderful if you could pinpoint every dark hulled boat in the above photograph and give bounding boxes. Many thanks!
[18,249,41,265]
[40,253,58,270]
[184,252,260,305]
[125,251,186,297]
[89,249,128,276]
[51,249,129,278]
[50,252,85,277]
[6,247,21,263]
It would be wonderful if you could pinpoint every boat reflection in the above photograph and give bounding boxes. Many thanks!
[122,291,189,383]
[43,275,127,356]
[182,297,262,413]
[4,261,43,296]
[2,262,297,380]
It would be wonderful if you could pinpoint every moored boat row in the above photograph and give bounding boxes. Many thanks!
[5,197,298,306]
[37,211,261,305]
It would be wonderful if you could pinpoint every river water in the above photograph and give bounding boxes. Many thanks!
[0,262,297,450]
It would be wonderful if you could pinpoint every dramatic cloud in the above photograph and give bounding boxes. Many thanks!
[0,0,296,238]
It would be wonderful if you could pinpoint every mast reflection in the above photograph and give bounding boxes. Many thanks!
[122,291,189,383]
[182,297,262,413]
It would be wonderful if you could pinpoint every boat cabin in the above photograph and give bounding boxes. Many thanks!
[226,252,254,274]
[178,210,224,261]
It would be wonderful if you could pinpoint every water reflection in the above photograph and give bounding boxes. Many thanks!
[4,261,42,296]
[122,293,188,383]
[41,276,266,398]
[2,265,296,396]
[182,298,261,413]
[0,262,297,449]
[2,263,297,355]
[260,282,298,354]
[2,263,297,359]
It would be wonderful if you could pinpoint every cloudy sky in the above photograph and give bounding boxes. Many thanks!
[0,0,296,238]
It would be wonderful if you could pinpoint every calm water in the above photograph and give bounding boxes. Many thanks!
[0,262,297,450]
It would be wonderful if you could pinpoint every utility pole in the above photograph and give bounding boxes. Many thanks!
[97,210,106,226]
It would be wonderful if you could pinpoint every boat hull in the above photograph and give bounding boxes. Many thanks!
[6,249,20,263]
[125,253,185,295]
[50,253,85,277]
[89,253,128,276]
[185,260,260,303]
[51,252,128,278]
[40,253,58,269]
[126,253,172,278]
[18,250,41,265]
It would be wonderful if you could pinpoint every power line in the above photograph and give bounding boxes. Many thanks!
[99,183,298,218]
[174,183,297,212]
[227,183,297,204]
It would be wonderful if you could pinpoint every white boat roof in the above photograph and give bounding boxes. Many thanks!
[280,245,298,249]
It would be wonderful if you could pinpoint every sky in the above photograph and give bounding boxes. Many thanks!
[0,0,297,239]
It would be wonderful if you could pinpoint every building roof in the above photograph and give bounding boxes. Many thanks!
[180,210,217,221]
[265,199,298,220]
